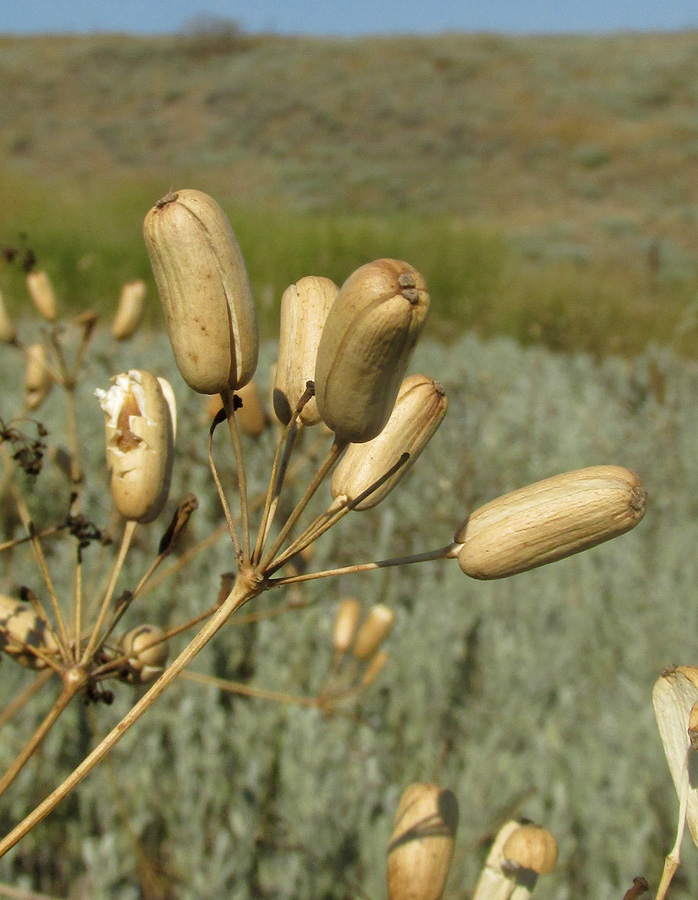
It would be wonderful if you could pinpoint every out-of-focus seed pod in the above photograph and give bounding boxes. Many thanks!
[331,375,447,510]
[112,279,146,340]
[24,343,53,410]
[502,825,558,876]
[143,189,258,394]
[352,604,394,661]
[236,380,268,437]
[274,276,338,426]
[96,370,176,523]
[0,594,58,669]
[387,783,459,900]
[315,259,430,443]
[121,624,168,684]
[360,649,389,688]
[332,598,361,654]
[0,287,17,344]
[455,465,647,580]
[26,270,58,322]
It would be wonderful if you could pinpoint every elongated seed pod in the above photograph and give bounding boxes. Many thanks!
[331,375,447,510]
[112,279,146,340]
[455,465,647,579]
[352,604,395,661]
[24,343,53,410]
[274,276,338,426]
[96,370,176,523]
[387,783,459,900]
[0,594,58,669]
[332,598,361,653]
[26,270,58,321]
[360,649,389,688]
[0,287,17,344]
[502,826,557,875]
[143,189,258,393]
[121,624,168,684]
[315,259,430,443]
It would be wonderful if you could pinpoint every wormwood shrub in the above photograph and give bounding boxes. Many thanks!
[1,189,691,900]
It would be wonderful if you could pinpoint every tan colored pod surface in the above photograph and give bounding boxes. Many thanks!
[144,189,258,393]
[352,604,395,660]
[274,275,338,426]
[315,259,429,443]
[112,279,146,340]
[26,270,57,321]
[235,380,268,437]
[96,370,176,523]
[387,783,458,900]
[0,594,58,669]
[24,342,53,410]
[502,825,558,875]
[331,374,447,510]
[455,465,647,579]
[0,287,17,344]
[332,598,361,653]
[121,624,168,684]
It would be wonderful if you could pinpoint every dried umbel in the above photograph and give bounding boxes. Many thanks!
[96,370,176,523]
[112,279,146,340]
[121,624,169,684]
[274,275,338,426]
[455,465,647,579]
[387,782,459,900]
[0,287,17,345]
[331,375,447,510]
[143,189,258,394]
[26,270,58,322]
[0,594,58,669]
[315,259,430,443]
[352,604,395,661]
[332,597,361,654]
[24,343,53,411]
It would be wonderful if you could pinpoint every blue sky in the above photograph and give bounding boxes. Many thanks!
[2,0,698,35]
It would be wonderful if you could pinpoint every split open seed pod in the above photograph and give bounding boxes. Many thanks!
[24,342,53,410]
[502,825,558,876]
[235,379,268,438]
[472,820,556,900]
[332,598,361,654]
[331,374,447,510]
[387,782,459,900]
[96,370,176,523]
[112,279,146,340]
[352,604,395,661]
[455,465,647,579]
[274,275,338,426]
[144,189,258,394]
[26,270,58,321]
[121,624,168,684]
[0,594,58,669]
[315,259,430,443]
[0,287,17,344]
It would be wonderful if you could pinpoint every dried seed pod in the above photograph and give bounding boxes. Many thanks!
[315,259,430,443]
[455,465,647,579]
[143,189,258,393]
[360,649,389,688]
[112,279,146,340]
[332,598,361,653]
[96,370,176,523]
[352,604,395,661]
[26,270,58,322]
[274,275,338,426]
[24,343,53,410]
[502,825,558,875]
[331,375,447,510]
[121,624,168,684]
[387,783,459,900]
[472,820,537,900]
[0,287,17,344]
[0,594,58,669]
[235,380,268,437]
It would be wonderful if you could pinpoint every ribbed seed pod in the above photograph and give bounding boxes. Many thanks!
[331,375,447,510]
[315,259,430,443]
[112,279,146,340]
[121,624,168,684]
[96,370,176,523]
[352,604,395,661]
[0,594,58,669]
[502,826,558,875]
[387,783,459,900]
[24,343,53,410]
[0,287,17,344]
[235,380,268,437]
[26,270,58,322]
[143,189,258,394]
[274,275,338,426]
[332,598,361,653]
[455,465,647,579]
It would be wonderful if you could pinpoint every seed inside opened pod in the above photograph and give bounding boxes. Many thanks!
[502,824,558,875]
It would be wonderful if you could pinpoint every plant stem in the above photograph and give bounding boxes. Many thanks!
[181,670,318,708]
[0,670,53,732]
[221,388,251,563]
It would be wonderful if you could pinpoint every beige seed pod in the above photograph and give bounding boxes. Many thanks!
[0,594,58,669]
[143,189,258,394]
[387,783,459,900]
[24,343,53,410]
[0,287,17,344]
[96,370,176,523]
[360,649,389,688]
[332,598,361,653]
[236,380,268,437]
[455,465,647,580]
[352,604,395,661]
[502,825,558,875]
[112,279,146,340]
[315,259,430,443]
[274,275,338,426]
[331,375,447,510]
[472,820,553,900]
[121,624,168,684]
[26,270,58,321]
